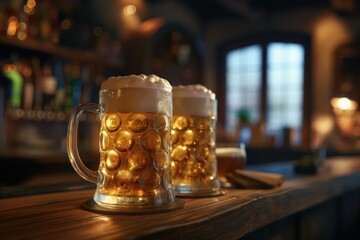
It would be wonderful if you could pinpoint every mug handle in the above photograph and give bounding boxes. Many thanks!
[67,103,100,184]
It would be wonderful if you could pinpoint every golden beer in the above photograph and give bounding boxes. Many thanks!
[171,86,222,196]
[171,115,217,181]
[96,111,173,205]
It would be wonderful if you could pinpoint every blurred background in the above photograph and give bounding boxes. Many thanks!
[0,0,359,192]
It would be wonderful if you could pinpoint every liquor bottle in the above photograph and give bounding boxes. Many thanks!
[70,64,81,107]
[3,63,23,108]
[19,60,35,110]
[63,64,72,112]
[31,57,43,110]
[63,63,81,112]
[41,64,57,110]
[53,61,65,112]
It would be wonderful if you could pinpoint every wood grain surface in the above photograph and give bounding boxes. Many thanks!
[1,157,360,240]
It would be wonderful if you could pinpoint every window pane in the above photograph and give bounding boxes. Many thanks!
[266,42,304,145]
[226,45,261,130]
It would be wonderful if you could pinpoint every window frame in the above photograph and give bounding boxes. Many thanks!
[217,33,312,148]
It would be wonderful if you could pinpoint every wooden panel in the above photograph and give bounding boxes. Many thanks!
[0,157,360,239]
[337,189,360,239]
[298,199,338,240]
[241,215,297,240]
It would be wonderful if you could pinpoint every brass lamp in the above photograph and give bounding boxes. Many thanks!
[331,96,358,114]
[331,81,358,114]
[330,92,358,139]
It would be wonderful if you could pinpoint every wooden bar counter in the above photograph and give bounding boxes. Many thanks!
[1,156,360,239]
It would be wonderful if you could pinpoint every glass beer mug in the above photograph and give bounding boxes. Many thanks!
[67,74,183,213]
[170,85,224,197]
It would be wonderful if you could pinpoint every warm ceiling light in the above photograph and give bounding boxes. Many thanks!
[27,0,36,8]
[331,97,358,111]
[123,4,137,16]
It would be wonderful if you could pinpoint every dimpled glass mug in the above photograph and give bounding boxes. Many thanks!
[170,85,224,197]
[67,74,184,214]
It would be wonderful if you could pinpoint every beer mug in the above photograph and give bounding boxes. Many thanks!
[170,85,223,197]
[67,74,183,213]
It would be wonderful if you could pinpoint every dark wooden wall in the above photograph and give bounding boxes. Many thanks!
[242,188,360,240]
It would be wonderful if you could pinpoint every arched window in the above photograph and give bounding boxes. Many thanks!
[266,42,304,144]
[226,45,262,129]
[219,34,311,147]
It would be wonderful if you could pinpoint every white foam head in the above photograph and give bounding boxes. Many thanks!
[215,147,244,157]
[172,84,215,100]
[99,74,172,115]
[172,84,216,117]
[101,74,172,92]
